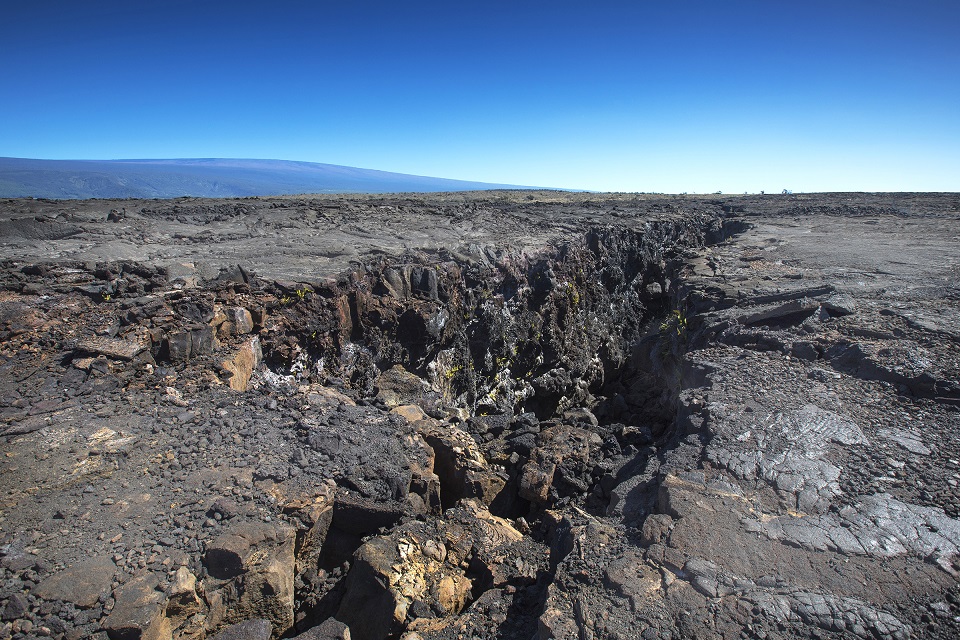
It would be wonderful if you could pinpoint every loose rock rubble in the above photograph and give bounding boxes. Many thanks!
[0,191,958,640]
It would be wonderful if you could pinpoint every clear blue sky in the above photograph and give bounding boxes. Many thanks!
[2,1,958,193]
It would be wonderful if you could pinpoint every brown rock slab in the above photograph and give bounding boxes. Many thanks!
[209,619,272,640]
[390,404,427,423]
[101,572,171,640]
[336,537,407,640]
[337,519,476,640]
[77,336,147,361]
[419,422,507,508]
[305,385,356,407]
[292,618,351,639]
[435,574,471,614]
[32,557,116,608]
[375,365,430,407]
[274,482,335,574]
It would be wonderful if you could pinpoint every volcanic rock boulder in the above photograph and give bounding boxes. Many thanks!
[417,419,508,510]
[442,499,532,590]
[706,402,868,513]
[336,524,472,640]
[375,365,434,408]
[166,567,204,635]
[164,326,217,362]
[518,425,600,506]
[208,619,273,640]
[336,500,528,640]
[272,481,336,575]
[228,307,256,335]
[291,618,351,639]
[204,522,296,637]
[101,572,172,640]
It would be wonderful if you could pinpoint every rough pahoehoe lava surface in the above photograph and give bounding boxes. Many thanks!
[0,191,958,640]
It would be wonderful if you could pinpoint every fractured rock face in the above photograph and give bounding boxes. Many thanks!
[101,572,172,640]
[221,336,263,391]
[756,492,960,568]
[208,619,273,640]
[604,550,663,608]
[336,499,528,640]
[165,325,216,362]
[273,481,336,575]
[377,265,439,301]
[292,618,352,639]
[375,364,434,408]
[679,558,914,640]
[166,567,203,626]
[444,499,528,588]
[228,307,255,335]
[205,521,296,636]
[77,335,149,361]
[336,527,472,640]
[418,420,507,509]
[519,425,600,506]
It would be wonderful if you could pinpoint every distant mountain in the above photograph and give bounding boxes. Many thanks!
[0,157,539,199]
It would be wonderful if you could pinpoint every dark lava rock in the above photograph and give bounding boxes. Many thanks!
[1,192,958,640]
[209,619,273,640]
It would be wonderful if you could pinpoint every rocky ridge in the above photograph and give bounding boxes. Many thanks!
[0,192,958,640]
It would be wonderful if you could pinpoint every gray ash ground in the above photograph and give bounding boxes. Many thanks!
[0,191,958,640]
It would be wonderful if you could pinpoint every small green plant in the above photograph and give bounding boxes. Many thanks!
[660,309,688,337]
[565,282,580,305]
[279,288,310,307]
[444,364,463,380]
[101,293,112,302]
[657,309,690,365]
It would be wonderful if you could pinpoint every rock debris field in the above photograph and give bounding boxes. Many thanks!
[0,191,958,640]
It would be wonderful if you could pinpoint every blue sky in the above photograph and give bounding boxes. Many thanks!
[2,1,958,192]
